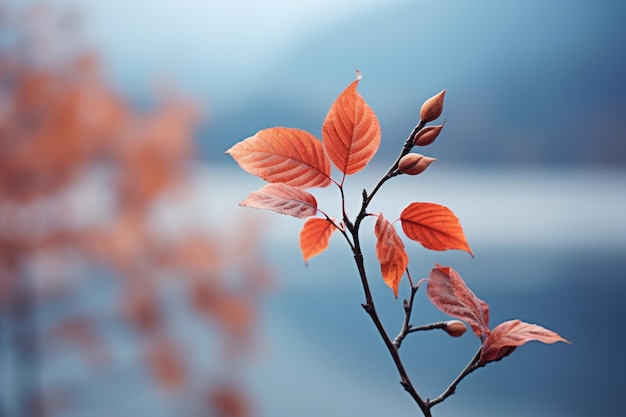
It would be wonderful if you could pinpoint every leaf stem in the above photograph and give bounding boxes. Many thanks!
[320,210,354,251]
[338,183,352,232]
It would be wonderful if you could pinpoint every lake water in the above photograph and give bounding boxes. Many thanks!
[1,166,625,417]
[238,166,626,417]
[254,244,625,417]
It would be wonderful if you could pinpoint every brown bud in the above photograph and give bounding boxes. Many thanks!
[443,320,467,337]
[397,153,436,175]
[413,122,445,146]
[420,89,446,123]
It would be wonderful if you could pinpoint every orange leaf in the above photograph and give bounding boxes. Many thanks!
[226,127,331,188]
[480,319,571,365]
[427,265,490,338]
[240,183,317,218]
[400,202,473,256]
[322,72,381,175]
[374,213,408,298]
[299,217,338,264]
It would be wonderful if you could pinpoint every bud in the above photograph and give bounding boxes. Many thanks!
[443,320,467,337]
[398,153,436,175]
[413,122,445,146]
[420,89,446,123]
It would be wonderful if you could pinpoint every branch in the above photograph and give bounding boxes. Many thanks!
[320,205,355,251]
[407,321,449,334]
[393,283,419,349]
[427,347,483,408]
[345,122,434,416]
[351,245,431,417]
[360,120,425,212]
[346,117,485,415]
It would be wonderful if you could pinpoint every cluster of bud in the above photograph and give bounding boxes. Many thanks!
[413,89,446,147]
[398,90,447,176]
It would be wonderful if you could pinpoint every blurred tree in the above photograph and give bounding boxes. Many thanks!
[0,2,270,416]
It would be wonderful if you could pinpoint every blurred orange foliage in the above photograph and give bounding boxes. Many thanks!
[0,2,270,416]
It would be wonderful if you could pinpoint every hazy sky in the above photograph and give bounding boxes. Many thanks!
[60,0,405,95]
[50,0,626,167]
[4,4,623,416]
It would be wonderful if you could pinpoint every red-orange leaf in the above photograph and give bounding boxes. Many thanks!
[374,213,408,298]
[480,319,571,365]
[400,202,473,256]
[322,72,381,175]
[427,265,490,338]
[240,183,317,218]
[299,217,338,264]
[226,127,332,188]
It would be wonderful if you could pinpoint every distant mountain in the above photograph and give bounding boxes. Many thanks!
[204,0,626,166]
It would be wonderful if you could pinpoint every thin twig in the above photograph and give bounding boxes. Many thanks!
[362,121,425,209]
[427,347,483,408]
[393,284,419,349]
[407,321,449,334]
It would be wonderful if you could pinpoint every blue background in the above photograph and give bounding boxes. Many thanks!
[2,0,626,416]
